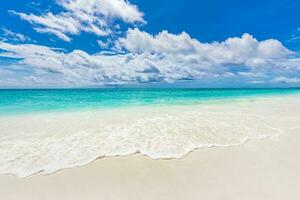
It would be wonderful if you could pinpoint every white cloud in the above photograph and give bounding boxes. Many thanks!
[237,72,266,78]
[0,30,299,87]
[288,36,300,42]
[10,0,144,41]
[34,27,72,42]
[273,76,300,84]
[249,80,265,84]
[57,0,145,23]
[97,40,110,49]
[0,28,31,42]
[116,28,292,68]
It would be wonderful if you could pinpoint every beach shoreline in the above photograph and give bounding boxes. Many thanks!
[1,93,300,199]
[1,127,300,200]
[1,93,300,177]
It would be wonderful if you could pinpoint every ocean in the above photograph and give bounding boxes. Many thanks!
[0,88,299,115]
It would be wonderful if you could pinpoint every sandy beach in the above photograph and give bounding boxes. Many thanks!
[1,94,300,199]
[1,127,300,200]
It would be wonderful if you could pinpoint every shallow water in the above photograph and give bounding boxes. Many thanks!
[1,88,299,115]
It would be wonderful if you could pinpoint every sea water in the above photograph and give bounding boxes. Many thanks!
[0,88,299,115]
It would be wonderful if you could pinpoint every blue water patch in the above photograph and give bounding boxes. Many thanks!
[0,88,299,115]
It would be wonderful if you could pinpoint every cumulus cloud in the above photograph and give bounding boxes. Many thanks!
[10,0,144,41]
[58,0,145,23]
[2,0,300,87]
[1,29,299,87]
[116,28,292,68]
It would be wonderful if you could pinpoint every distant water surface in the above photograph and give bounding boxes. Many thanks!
[0,88,300,115]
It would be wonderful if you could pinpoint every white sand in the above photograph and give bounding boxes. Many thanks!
[1,128,300,200]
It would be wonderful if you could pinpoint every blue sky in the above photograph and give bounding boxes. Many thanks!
[0,0,300,88]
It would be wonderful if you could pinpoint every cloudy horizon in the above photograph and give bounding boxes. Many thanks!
[0,0,300,88]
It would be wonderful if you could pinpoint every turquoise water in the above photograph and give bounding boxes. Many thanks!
[0,88,299,115]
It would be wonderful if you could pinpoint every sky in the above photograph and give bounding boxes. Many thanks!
[0,0,300,88]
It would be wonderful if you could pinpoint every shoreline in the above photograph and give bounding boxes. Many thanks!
[1,94,300,177]
[0,130,284,178]
[1,128,300,199]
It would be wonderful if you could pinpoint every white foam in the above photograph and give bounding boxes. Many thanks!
[1,95,300,177]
